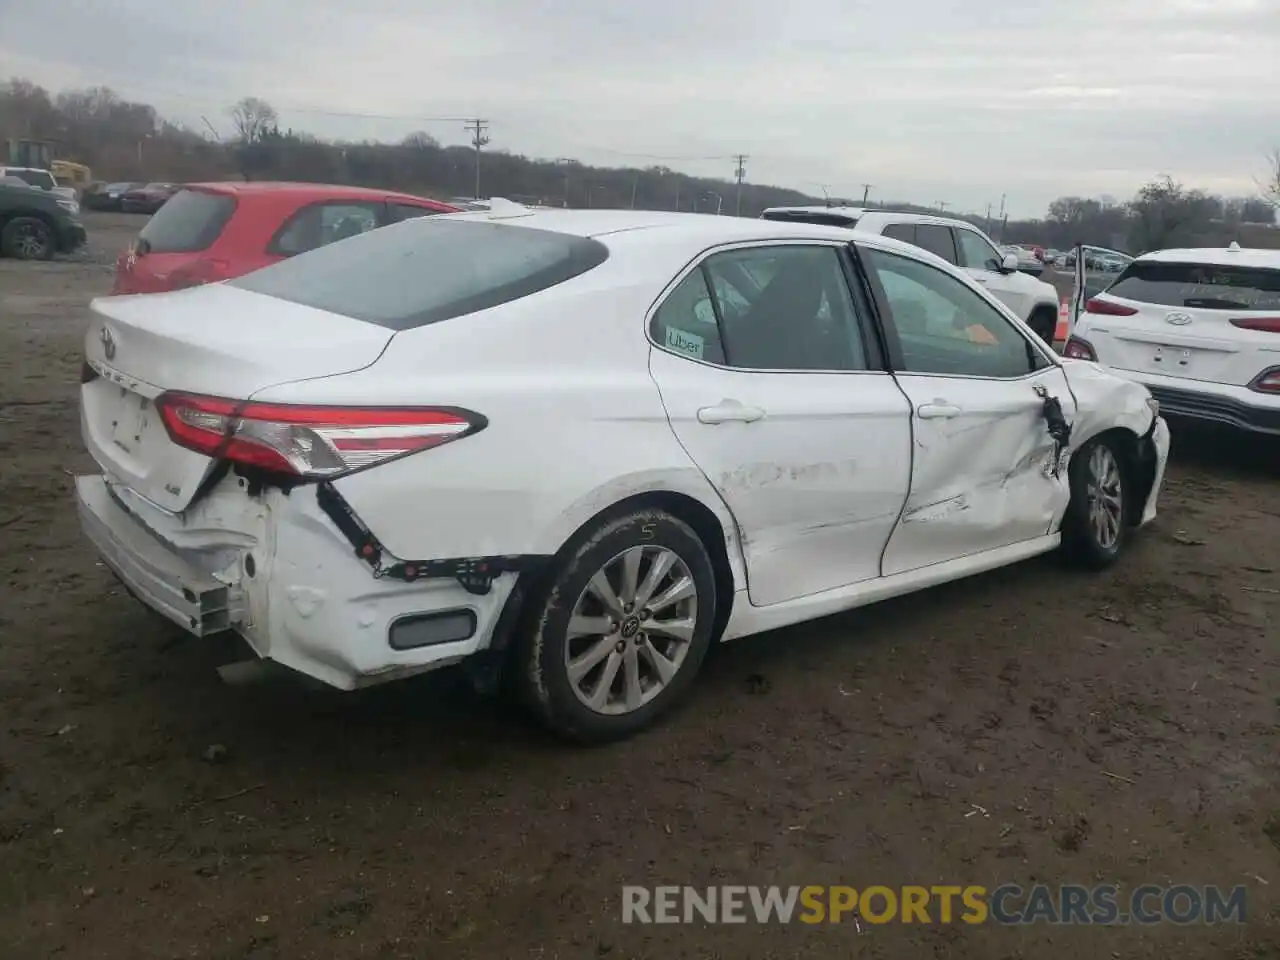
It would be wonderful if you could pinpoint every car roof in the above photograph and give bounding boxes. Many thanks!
[183,181,453,205]
[1136,246,1280,269]
[428,206,947,265]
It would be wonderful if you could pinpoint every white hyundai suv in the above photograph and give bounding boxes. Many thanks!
[761,206,1063,343]
[1065,243,1280,436]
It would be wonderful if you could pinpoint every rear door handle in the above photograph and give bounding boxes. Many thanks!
[697,400,766,424]
[917,401,962,419]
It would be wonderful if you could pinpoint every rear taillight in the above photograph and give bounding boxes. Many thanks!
[1230,317,1280,334]
[168,258,233,290]
[1249,367,1280,394]
[155,392,485,477]
[1085,298,1137,317]
[1063,336,1097,361]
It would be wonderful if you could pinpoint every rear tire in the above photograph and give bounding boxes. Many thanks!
[1061,434,1129,569]
[513,509,718,743]
[1,217,55,261]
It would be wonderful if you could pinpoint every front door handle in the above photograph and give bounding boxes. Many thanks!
[917,401,962,419]
[697,400,766,424]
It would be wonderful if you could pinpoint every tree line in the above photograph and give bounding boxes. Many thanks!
[2,77,1276,254]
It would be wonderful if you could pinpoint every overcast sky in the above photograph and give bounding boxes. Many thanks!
[3,0,1277,217]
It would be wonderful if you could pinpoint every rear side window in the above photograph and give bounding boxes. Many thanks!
[760,211,858,228]
[270,201,382,256]
[137,190,236,253]
[389,202,444,223]
[1106,261,1280,311]
[230,219,610,330]
[913,225,958,265]
[882,223,915,245]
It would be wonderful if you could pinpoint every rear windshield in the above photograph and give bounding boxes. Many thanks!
[137,189,235,253]
[228,219,610,330]
[760,210,859,228]
[1107,261,1280,311]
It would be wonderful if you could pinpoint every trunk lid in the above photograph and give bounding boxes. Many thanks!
[81,284,395,512]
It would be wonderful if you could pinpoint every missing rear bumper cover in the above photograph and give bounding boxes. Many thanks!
[314,481,549,595]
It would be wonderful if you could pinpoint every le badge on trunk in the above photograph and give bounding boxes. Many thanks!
[100,325,117,361]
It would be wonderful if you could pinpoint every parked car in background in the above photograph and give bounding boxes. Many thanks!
[77,208,1168,742]
[1066,242,1280,436]
[0,165,80,210]
[760,206,1062,342]
[120,182,182,214]
[112,181,460,294]
[84,181,146,212]
[0,177,86,259]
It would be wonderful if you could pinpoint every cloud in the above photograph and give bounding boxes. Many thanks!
[3,0,1277,217]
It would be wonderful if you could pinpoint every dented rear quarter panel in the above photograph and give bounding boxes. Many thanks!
[253,271,749,588]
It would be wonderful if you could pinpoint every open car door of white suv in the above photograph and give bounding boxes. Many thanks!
[1067,243,1135,339]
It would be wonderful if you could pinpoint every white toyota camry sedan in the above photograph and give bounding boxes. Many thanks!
[76,206,1170,742]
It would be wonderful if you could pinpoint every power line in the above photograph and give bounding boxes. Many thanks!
[733,154,749,216]
[465,118,489,200]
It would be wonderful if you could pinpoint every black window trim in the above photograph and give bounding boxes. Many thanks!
[645,239,892,376]
[852,241,1059,382]
[266,198,390,257]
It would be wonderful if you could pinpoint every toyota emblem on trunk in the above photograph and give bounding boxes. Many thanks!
[1165,312,1193,326]
[100,325,117,360]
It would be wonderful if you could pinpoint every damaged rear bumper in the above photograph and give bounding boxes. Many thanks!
[74,473,522,690]
[76,475,245,635]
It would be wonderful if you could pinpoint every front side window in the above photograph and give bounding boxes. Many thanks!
[865,248,1046,378]
[955,229,1004,271]
[271,202,383,256]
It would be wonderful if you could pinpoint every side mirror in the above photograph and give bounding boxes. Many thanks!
[1001,253,1020,273]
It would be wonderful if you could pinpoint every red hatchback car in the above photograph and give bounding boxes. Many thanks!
[112,182,459,295]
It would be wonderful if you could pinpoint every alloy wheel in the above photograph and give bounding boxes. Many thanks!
[564,545,699,715]
[1086,444,1123,550]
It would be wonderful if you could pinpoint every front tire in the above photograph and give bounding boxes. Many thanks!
[514,509,718,743]
[1,217,55,261]
[1061,435,1129,568]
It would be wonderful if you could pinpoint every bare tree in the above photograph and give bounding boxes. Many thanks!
[1263,148,1280,210]
[228,97,278,144]
[402,131,440,150]
[1127,175,1218,253]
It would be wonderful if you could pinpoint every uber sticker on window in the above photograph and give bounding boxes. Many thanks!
[665,326,705,359]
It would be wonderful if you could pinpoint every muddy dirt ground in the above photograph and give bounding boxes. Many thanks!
[1,213,1278,959]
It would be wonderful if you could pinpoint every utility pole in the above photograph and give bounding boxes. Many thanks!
[555,157,573,207]
[464,119,490,200]
[630,175,639,209]
[861,183,873,205]
[936,201,949,213]
[733,154,748,216]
